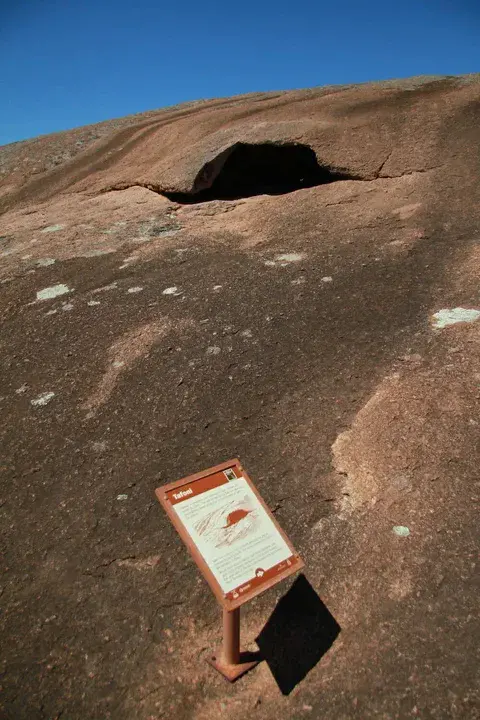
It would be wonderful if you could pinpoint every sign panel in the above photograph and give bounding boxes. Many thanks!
[156,460,304,610]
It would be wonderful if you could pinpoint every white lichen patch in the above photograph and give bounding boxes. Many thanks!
[31,391,55,407]
[92,282,117,294]
[36,284,71,301]
[61,302,74,311]
[431,307,480,329]
[127,286,143,294]
[291,277,306,285]
[162,286,181,296]
[391,203,422,220]
[154,229,179,238]
[276,253,305,264]
[36,258,56,267]
[393,525,410,537]
[87,300,101,307]
[81,249,114,257]
[206,346,221,355]
[265,253,306,267]
[321,276,333,283]
[41,224,65,233]
[116,556,161,570]
[92,441,108,452]
[119,255,137,270]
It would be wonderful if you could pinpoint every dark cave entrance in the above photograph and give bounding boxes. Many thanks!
[164,142,356,203]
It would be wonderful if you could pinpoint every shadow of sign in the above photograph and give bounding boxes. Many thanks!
[255,574,341,695]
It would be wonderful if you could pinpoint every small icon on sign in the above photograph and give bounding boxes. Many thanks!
[223,469,237,481]
[255,568,265,578]
[232,591,239,599]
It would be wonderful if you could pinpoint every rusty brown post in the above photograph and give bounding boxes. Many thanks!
[222,608,240,665]
[207,604,258,681]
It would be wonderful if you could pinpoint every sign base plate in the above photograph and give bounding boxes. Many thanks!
[206,651,261,682]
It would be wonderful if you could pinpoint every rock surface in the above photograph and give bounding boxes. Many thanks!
[1,75,479,719]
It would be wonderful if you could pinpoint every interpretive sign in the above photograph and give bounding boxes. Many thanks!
[156,459,304,611]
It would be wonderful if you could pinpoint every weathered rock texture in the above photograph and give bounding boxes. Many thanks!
[1,75,479,719]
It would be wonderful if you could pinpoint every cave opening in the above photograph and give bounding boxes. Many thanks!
[164,142,356,204]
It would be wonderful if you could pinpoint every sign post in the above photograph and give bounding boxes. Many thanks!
[155,459,304,681]
[211,606,258,681]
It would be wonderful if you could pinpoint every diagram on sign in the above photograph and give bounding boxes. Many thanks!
[194,495,260,549]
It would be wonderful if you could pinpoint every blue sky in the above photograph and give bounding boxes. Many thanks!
[1,0,479,146]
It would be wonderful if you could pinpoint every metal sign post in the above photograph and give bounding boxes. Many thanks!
[155,459,304,682]
[206,607,259,681]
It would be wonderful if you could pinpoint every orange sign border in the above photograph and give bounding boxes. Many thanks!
[155,459,304,611]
